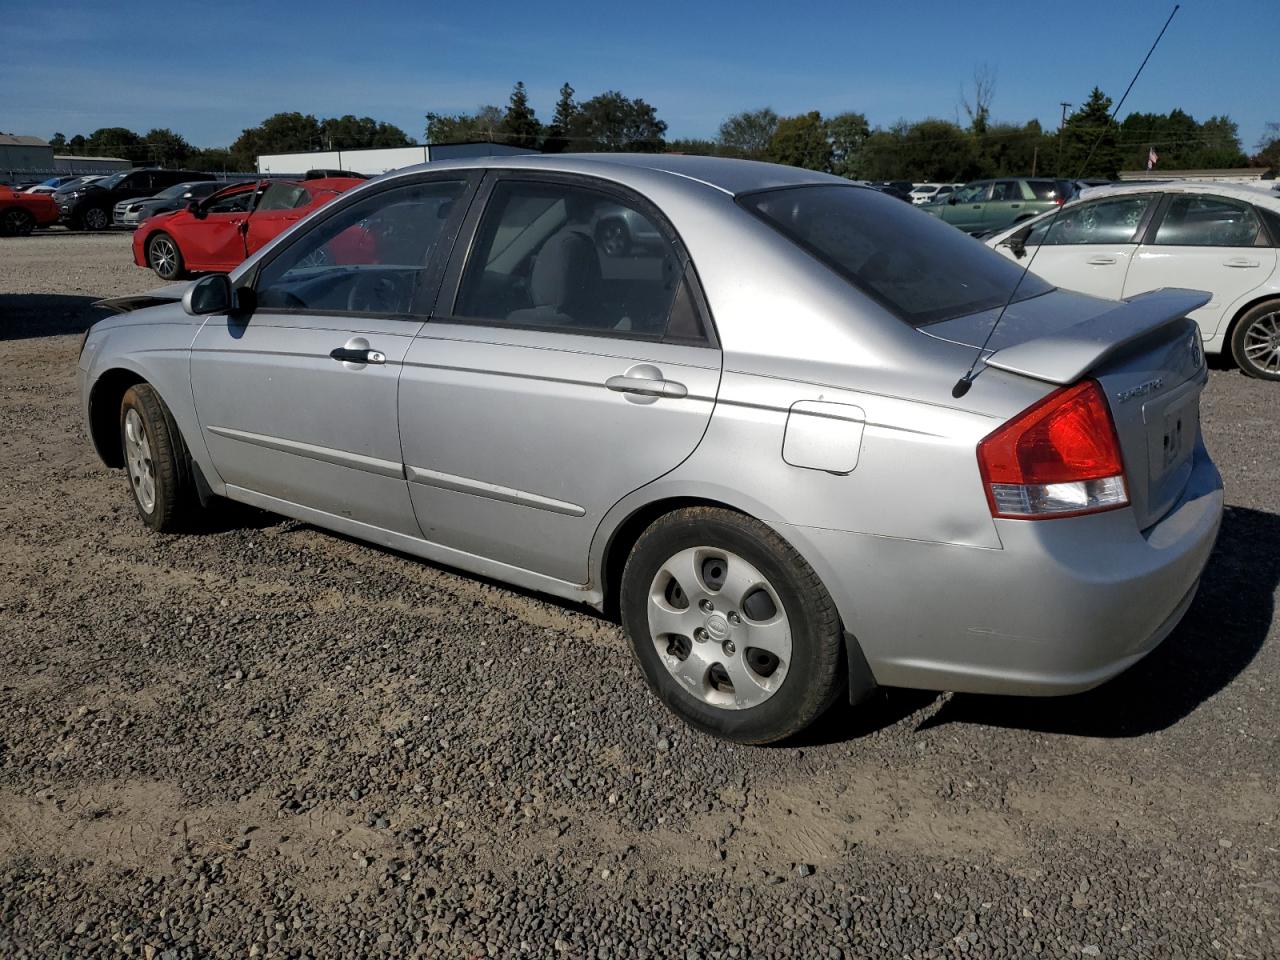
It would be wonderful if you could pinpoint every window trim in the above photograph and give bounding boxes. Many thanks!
[243,170,483,322]
[1027,192,1161,247]
[1143,192,1268,248]
[431,169,719,349]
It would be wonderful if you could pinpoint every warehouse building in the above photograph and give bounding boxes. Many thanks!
[0,134,131,185]
[256,141,534,176]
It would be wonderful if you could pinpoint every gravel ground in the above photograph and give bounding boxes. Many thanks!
[1,233,1277,959]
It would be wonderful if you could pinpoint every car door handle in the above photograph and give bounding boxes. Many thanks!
[605,366,688,401]
[1009,203,1021,208]
[1086,256,1117,265]
[1223,258,1259,268]
[330,347,386,364]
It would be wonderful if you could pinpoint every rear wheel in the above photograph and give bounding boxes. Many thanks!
[119,384,200,532]
[82,206,110,231]
[0,207,35,236]
[620,507,844,744]
[147,232,185,280]
[1231,302,1280,381]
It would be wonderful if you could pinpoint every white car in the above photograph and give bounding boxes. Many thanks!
[987,181,1280,380]
[910,183,959,205]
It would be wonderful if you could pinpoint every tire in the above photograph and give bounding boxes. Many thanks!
[595,217,631,257]
[1230,301,1280,381]
[118,384,200,532]
[0,207,35,237]
[620,507,845,744]
[81,206,110,231]
[147,232,186,280]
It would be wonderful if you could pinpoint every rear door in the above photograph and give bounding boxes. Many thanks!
[396,173,722,584]
[1010,192,1158,300]
[1124,193,1278,340]
[190,175,473,535]
[982,180,1029,232]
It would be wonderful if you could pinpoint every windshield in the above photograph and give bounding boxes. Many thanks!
[740,184,1054,327]
[155,182,196,200]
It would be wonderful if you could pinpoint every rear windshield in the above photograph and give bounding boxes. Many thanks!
[740,184,1053,327]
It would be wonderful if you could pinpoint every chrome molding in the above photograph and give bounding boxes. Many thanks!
[405,464,586,517]
[205,425,404,479]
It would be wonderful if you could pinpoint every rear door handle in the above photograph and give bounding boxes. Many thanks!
[1009,203,1021,209]
[605,364,688,402]
[1086,256,1117,265]
[1223,258,1259,268]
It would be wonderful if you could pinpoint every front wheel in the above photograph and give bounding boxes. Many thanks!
[620,507,845,744]
[1231,302,1280,381]
[119,384,200,532]
[0,207,35,236]
[81,206,110,231]
[147,232,185,280]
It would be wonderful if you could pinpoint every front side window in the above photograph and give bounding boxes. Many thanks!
[255,179,466,316]
[206,187,256,214]
[258,183,312,211]
[1030,195,1154,246]
[453,180,688,340]
[1153,195,1263,247]
[742,184,1053,327]
[954,182,993,204]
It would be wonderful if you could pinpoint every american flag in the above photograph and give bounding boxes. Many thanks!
[1147,146,1159,170]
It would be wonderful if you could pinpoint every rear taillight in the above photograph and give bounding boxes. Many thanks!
[977,379,1128,520]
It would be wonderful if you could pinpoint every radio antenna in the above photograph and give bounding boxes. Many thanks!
[951,4,1181,399]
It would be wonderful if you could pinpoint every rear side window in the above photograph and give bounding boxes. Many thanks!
[741,184,1053,327]
[1026,180,1064,201]
[258,183,312,211]
[991,181,1024,201]
[1153,195,1264,247]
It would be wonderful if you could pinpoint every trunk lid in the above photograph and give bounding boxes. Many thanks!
[925,287,1211,530]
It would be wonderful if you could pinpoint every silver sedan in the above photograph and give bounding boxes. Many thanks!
[79,154,1223,743]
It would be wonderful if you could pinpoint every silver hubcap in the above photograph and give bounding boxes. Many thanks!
[85,208,107,229]
[150,237,177,276]
[1242,312,1280,373]
[123,408,156,514]
[647,547,791,710]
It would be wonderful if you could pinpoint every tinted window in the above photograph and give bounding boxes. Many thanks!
[742,184,1053,327]
[1153,195,1264,247]
[258,183,311,211]
[255,180,466,316]
[1026,180,1062,201]
[1030,195,1154,246]
[454,180,686,340]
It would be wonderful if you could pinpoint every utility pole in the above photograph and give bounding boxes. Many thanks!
[1057,101,1072,174]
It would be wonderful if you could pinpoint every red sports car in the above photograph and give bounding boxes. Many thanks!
[132,177,364,280]
[0,186,60,236]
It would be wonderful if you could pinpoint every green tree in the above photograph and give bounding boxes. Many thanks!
[319,115,413,150]
[575,92,667,152]
[48,132,66,149]
[767,112,831,171]
[424,105,504,144]
[188,147,248,172]
[858,119,977,181]
[501,81,542,149]
[1058,88,1122,178]
[825,111,870,178]
[67,134,86,153]
[717,108,778,160]
[85,127,143,161]
[542,83,578,153]
[141,128,193,167]
[665,138,719,156]
[230,112,323,169]
[1255,122,1280,171]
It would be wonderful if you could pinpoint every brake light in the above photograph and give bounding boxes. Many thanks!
[977,379,1128,519]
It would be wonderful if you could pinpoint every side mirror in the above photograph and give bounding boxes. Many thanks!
[187,199,206,219]
[1007,235,1027,260]
[947,196,959,205]
[182,274,235,316]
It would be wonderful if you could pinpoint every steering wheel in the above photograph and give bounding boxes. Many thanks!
[346,271,403,314]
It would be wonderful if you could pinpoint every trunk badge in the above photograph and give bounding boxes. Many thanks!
[1117,378,1163,403]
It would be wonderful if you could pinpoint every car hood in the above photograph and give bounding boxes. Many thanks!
[95,281,193,314]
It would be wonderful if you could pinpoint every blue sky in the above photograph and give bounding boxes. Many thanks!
[1,0,1274,153]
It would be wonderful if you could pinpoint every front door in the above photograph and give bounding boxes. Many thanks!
[181,184,257,270]
[189,176,473,535]
[943,181,992,233]
[1013,192,1158,300]
[397,175,722,584]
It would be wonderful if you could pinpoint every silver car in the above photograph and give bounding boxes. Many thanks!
[79,155,1223,744]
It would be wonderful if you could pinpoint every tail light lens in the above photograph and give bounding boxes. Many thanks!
[977,379,1128,519]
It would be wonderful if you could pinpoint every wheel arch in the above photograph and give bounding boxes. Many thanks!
[87,367,148,467]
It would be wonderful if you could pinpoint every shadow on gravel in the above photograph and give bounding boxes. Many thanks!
[918,504,1277,738]
[0,293,108,341]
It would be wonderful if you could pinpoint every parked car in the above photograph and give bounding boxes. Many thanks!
[55,168,216,230]
[23,176,82,195]
[132,177,364,279]
[81,155,1222,744]
[919,177,1076,234]
[873,184,914,203]
[114,180,229,228]
[987,181,1280,379]
[910,183,943,204]
[0,185,60,235]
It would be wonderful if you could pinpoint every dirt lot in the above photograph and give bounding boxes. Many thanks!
[1,233,1277,959]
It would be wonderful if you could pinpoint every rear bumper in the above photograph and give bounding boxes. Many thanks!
[780,443,1223,696]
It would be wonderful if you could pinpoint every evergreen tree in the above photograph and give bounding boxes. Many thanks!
[542,83,578,153]
[501,82,542,150]
[1058,87,1122,178]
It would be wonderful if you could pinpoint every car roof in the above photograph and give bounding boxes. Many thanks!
[1077,179,1280,206]
[377,152,849,197]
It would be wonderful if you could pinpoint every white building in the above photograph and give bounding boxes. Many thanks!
[256,141,535,176]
